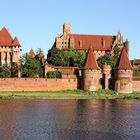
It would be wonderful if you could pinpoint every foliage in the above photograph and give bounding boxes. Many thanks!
[47,48,86,68]
[97,55,114,67]
[20,55,43,77]
[47,70,61,78]
[0,64,11,78]
[133,70,140,76]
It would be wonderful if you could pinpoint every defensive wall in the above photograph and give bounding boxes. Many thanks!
[0,77,140,92]
[0,78,77,91]
[132,76,140,92]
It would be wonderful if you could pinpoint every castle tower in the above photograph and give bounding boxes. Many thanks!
[115,48,133,93]
[102,64,112,89]
[63,23,72,35]
[83,47,101,91]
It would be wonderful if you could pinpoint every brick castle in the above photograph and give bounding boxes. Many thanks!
[45,23,135,93]
[0,27,21,76]
[0,24,139,93]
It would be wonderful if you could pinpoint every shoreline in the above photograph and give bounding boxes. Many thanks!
[0,90,140,100]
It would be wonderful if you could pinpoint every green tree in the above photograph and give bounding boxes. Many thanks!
[20,55,43,77]
[0,64,11,78]
[133,70,140,76]
[47,48,62,66]
[47,48,86,67]
[97,55,114,67]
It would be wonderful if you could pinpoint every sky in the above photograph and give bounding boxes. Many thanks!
[0,0,140,59]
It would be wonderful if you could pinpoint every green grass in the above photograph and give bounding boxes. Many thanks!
[0,89,140,100]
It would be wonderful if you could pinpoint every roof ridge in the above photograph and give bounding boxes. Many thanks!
[69,33,115,37]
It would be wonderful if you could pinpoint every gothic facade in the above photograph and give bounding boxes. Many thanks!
[44,23,134,93]
[55,23,130,60]
[0,27,21,65]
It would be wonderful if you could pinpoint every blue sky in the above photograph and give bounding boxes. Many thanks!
[0,0,140,59]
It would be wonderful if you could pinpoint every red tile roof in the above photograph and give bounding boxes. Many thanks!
[29,49,35,58]
[118,48,133,70]
[0,27,20,46]
[13,37,20,46]
[84,47,100,69]
[69,34,115,50]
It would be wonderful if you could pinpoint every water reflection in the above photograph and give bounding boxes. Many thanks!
[0,100,140,140]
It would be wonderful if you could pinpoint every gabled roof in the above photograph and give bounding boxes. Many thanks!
[69,34,115,51]
[117,48,133,70]
[0,27,20,46]
[84,47,100,70]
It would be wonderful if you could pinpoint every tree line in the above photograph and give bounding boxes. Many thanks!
[0,46,121,78]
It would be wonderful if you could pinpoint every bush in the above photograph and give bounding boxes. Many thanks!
[47,71,61,78]
[133,70,140,76]
[0,64,11,78]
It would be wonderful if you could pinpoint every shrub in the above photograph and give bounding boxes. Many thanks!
[47,71,61,78]
[133,70,140,76]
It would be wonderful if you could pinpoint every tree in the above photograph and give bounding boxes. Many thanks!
[47,48,86,67]
[97,55,114,67]
[0,64,11,78]
[20,55,43,77]
[47,48,63,66]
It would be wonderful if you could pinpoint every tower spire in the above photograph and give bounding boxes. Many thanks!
[84,46,100,69]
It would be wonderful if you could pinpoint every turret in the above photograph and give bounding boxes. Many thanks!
[115,48,133,93]
[82,47,101,91]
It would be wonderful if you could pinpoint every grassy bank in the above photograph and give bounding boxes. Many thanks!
[0,89,140,100]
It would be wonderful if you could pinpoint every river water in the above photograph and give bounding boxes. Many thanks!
[0,99,140,140]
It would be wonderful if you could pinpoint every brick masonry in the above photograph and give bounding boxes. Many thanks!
[0,78,77,91]
[0,78,140,92]
[132,76,140,92]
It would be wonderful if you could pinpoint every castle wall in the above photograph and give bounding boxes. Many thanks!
[0,78,77,91]
[83,69,101,91]
[132,76,140,91]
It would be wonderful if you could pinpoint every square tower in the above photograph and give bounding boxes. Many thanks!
[63,23,72,34]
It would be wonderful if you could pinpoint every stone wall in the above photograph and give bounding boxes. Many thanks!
[133,76,140,91]
[0,78,77,91]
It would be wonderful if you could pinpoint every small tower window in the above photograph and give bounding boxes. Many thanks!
[79,40,82,48]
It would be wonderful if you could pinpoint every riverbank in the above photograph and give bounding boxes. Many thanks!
[0,89,140,99]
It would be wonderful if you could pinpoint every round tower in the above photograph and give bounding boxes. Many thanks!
[83,47,101,91]
[115,48,133,93]
[83,69,101,91]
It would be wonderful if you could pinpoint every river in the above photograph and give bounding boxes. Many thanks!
[0,99,140,140]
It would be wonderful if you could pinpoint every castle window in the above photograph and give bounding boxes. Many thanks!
[79,40,82,48]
